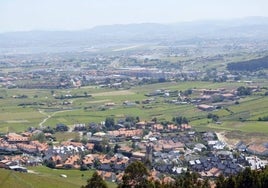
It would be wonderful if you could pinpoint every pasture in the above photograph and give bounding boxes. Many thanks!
[0,81,267,136]
[0,167,117,188]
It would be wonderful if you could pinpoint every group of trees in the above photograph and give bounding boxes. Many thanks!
[54,93,91,100]
[211,95,224,103]
[237,86,252,96]
[258,116,268,121]
[104,117,115,130]
[207,113,219,122]
[227,56,268,71]
[82,161,268,188]
[118,161,152,188]
[81,171,108,188]
[30,132,46,143]
[42,124,69,133]
[216,167,268,188]
[93,141,112,154]
[182,89,193,96]
[104,116,140,130]
[172,116,189,125]
[82,161,210,188]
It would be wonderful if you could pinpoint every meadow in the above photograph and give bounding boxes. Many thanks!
[0,81,267,136]
[0,166,117,188]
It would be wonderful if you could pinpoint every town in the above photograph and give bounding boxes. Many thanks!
[1,7,268,187]
[0,45,268,187]
[0,112,267,184]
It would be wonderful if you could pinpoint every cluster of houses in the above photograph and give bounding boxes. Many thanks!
[150,87,260,113]
[1,48,252,91]
[0,119,268,183]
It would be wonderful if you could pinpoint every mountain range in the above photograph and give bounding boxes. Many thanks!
[1,17,268,54]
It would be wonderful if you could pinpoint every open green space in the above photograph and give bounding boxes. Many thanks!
[0,167,117,188]
[0,81,267,135]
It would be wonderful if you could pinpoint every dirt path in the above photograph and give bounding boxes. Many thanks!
[215,131,238,150]
[38,109,51,128]
[38,109,74,128]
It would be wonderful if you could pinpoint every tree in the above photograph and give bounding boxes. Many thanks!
[44,159,56,169]
[183,89,192,96]
[158,78,166,83]
[119,161,152,188]
[237,86,251,96]
[225,175,236,188]
[152,117,157,123]
[114,144,120,153]
[215,174,225,188]
[172,116,188,125]
[202,178,210,188]
[105,117,115,130]
[207,113,219,122]
[93,143,105,153]
[214,167,268,188]
[82,171,108,188]
[125,116,137,124]
[212,95,224,103]
[239,167,255,188]
[80,164,88,171]
[43,126,55,134]
[31,132,46,143]
[55,123,69,132]
[81,137,88,145]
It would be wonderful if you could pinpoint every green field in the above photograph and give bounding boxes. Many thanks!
[0,167,117,188]
[0,81,267,135]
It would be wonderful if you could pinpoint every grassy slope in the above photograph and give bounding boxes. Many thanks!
[193,95,268,133]
[0,167,117,188]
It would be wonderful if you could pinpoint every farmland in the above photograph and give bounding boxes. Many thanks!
[0,80,267,137]
[0,17,268,188]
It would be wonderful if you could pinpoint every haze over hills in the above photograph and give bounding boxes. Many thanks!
[1,17,268,54]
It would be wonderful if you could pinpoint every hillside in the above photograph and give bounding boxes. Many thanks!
[0,167,117,188]
[1,17,268,54]
[227,55,268,71]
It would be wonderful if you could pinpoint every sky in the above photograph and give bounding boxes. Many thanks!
[0,0,267,33]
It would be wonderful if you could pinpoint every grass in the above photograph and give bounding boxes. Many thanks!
[54,132,80,142]
[0,81,267,134]
[225,131,268,144]
[0,166,117,188]
[192,121,268,134]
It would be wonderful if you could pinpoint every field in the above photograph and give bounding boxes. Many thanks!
[0,166,117,188]
[0,81,267,138]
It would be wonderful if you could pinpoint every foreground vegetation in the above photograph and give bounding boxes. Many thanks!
[1,160,268,188]
[0,166,117,188]
[82,161,268,188]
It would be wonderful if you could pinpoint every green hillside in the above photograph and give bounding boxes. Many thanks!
[0,167,117,188]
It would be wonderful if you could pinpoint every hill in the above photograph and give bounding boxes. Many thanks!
[0,167,117,188]
[227,55,268,71]
[1,17,268,54]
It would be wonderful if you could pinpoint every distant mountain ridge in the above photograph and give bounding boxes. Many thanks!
[1,17,268,54]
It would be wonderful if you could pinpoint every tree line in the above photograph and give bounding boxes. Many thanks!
[82,161,268,188]
[227,56,268,72]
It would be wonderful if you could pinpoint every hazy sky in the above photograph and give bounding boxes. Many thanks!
[0,0,267,32]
